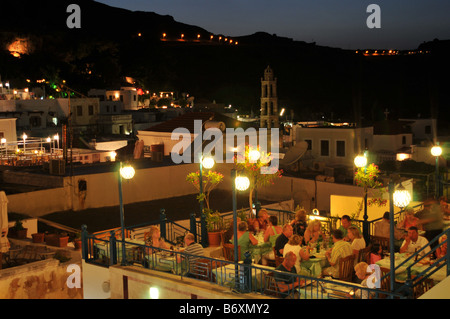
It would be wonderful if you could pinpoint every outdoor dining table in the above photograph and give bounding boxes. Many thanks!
[300,249,328,278]
[248,231,273,264]
[375,253,447,283]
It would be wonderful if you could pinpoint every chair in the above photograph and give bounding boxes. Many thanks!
[411,275,434,299]
[338,254,356,282]
[264,272,281,297]
[376,266,391,299]
[222,243,240,261]
[371,236,390,251]
[274,248,284,267]
[357,245,372,264]
[190,258,217,283]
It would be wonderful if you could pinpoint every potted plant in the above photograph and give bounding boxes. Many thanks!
[10,219,28,239]
[73,232,82,250]
[45,232,69,247]
[205,209,223,247]
[31,232,45,243]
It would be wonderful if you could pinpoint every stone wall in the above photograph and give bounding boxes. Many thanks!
[0,258,83,299]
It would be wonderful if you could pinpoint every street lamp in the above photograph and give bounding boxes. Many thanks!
[199,154,215,247]
[388,180,411,293]
[118,162,135,265]
[354,151,370,244]
[431,144,442,199]
[22,133,27,153]
[232,169,250,291]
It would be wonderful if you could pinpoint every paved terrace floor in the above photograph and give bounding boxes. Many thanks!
[36,189,277,233]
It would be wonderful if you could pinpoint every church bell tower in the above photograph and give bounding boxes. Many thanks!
[260,66,279,128]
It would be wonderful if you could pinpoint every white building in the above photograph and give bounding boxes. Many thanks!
[293,123,373,168]
[89,87,139,111]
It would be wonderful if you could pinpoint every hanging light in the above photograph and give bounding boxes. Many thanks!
[431,145,442,157]
[354,155,367,168]
[202,156,215,169]
[120,164,135,180]
[235,176,250,191]
[393,183,411,208]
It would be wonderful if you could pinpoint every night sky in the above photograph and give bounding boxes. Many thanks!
[96,0,450,50]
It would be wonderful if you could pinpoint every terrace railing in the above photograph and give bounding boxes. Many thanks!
[81,229,405,299]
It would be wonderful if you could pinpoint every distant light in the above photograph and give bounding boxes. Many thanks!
[46,137,51,143]
[280,108,285,116]
[162,33,166,38]
[181,34,184,39]
[138,33,142,37]
[149,287,159,299]
[312,208,319,216]
[1,138,6,144]
[396,153,411,161]
[110,151,117,161]
[197,34,201,39]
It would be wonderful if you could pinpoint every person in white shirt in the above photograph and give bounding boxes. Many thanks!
[283,235,310,275]
[400,226,431,256]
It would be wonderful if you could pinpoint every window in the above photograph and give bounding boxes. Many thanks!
[29,116,41,127]
[402,136,406,145]
[106,105,110,113]
[425,125,431,134]
[305,139,312,150]
[133,95,137,101]
[336,141,346,157]
[76,105,82,116]
[120,95,123,102]
[320,140,329,156]
[113,104,117,112]
[88,105,94,115]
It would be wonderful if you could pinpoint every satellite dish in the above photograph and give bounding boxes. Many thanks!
[279,141,308,167]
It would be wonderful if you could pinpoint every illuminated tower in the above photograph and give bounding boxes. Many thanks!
[260,66,279,128]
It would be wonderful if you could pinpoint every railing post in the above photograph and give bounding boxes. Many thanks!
[81,224,88,261]
[241,251,252,293]
[110,231,117,265]
[160,208,167,240]
[190,213,197,242]
[201,211,208,247]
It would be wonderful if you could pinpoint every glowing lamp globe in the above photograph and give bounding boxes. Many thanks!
[248,150,261,162]
[202,156,215,169]
[431,146,442,157]
[235,176,250,191]
[393,185,411,208]
[120,165,135,180]
[354,155,367,168]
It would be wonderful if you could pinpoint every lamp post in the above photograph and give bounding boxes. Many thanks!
[199,154,214,247]
[232,168,250,291]
[354,151,370,244]
[22,133,27,153]
[431,144,442,199]
[118,162,135,265]
[389,181,411,294]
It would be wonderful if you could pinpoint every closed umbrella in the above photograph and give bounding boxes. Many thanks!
[0,191,10,254]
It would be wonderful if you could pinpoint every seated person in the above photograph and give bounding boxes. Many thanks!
[261,215,283,265]
[352,262,376,299]
[290,209,307,238]
[274,224,293,257]
[435,234,447,259]
[274,251,301,298]
[283,235,310,276]
[398,209,420,230]
[339,215,361,242]
[374,211,405,250]
[322,229,353,279]
[399,226,431,256]
[177,233,205,277]
[252,209,269,233]
[231,221,258,261]
[304,220,324,245]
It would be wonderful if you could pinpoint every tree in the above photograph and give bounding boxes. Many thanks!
[354,163,387,219]
[186,170,224,212]
[234,145,283,212]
